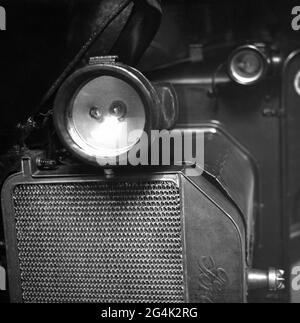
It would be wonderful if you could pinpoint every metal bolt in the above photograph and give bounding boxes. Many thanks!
[109,101,127,119]
[89,106,103,120]
[269,268,285,291]
[36,157,58,170]
[104,169,114,177]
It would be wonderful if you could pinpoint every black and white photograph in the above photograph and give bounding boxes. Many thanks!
[0,0,299,308]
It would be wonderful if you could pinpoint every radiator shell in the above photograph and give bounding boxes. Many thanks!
[1,157,246,303]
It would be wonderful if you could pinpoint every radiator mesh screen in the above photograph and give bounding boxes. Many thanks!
[13,180,184,303]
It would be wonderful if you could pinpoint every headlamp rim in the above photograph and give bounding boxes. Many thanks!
[54,63,161,166]
[228,44,269,85]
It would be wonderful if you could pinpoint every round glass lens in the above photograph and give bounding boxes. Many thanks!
[68,75,146,158]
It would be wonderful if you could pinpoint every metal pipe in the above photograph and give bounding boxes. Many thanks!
[248,268,285,291]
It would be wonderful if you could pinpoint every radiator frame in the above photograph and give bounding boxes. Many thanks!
[1,156,246,303]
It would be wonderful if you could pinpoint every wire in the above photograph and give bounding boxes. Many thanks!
[209,63,225,97]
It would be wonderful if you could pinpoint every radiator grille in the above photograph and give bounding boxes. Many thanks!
[13,180,184,303]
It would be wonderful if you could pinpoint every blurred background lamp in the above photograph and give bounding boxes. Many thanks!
[228,45,269,85]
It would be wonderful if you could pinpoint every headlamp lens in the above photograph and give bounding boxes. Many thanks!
[69,75,146,158]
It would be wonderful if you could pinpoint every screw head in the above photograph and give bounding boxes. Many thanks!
[109,101,127,119]
[89,106,103,120]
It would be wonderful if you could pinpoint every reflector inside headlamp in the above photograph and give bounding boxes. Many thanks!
[70,75,145,158]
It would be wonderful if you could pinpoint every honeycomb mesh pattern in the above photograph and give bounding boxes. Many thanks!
[13,180,184,303]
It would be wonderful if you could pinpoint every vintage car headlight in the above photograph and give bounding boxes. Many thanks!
[53,58,177,166]
[228,45,269,85]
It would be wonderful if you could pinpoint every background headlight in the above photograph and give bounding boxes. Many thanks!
[228,45,269,85]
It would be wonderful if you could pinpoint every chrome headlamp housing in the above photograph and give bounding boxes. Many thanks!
[53,58,177,166]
